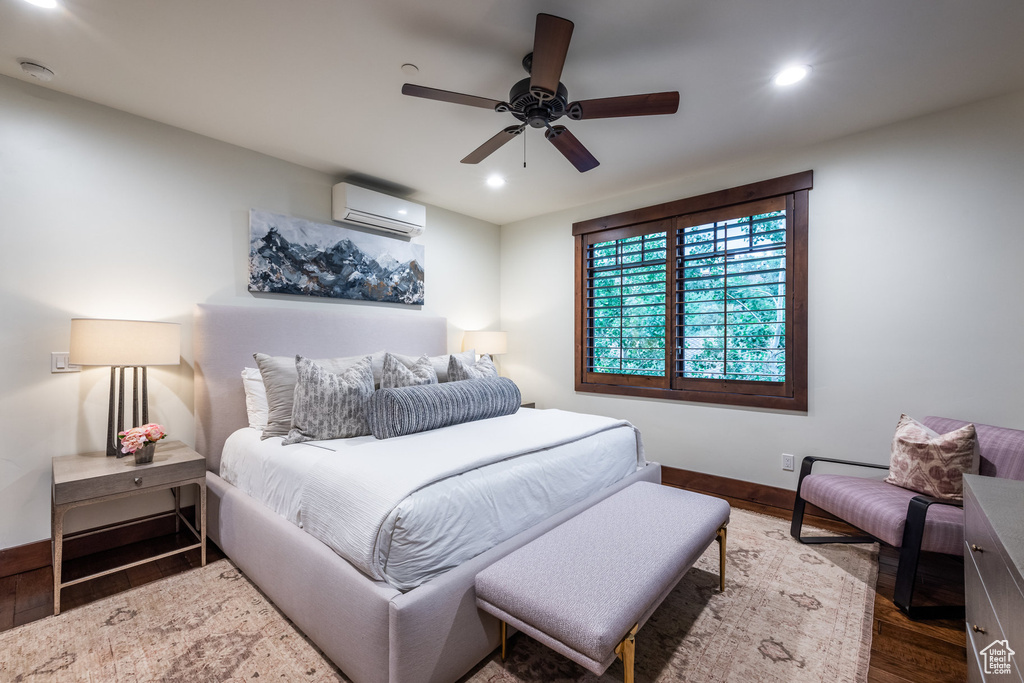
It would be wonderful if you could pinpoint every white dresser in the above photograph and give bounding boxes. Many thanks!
[964,474,1024,683]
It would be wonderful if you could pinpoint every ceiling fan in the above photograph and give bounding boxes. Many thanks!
[401,13,680,173]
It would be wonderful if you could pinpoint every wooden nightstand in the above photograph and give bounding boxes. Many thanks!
[51,440,206,615]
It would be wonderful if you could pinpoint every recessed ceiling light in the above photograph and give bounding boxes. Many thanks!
[20,61,55,82]
[23,0,58,8]
[486,175,506,188]
[773,65,811,86]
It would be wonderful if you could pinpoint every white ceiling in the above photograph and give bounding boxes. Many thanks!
[3,0,1024,225]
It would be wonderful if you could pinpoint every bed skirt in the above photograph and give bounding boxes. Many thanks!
[206,462,662,683]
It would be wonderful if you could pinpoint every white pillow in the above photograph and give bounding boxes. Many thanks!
[241,367,269,431]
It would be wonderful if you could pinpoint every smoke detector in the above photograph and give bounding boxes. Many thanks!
[20,61,55,82]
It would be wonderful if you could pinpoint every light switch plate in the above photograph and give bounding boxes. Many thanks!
[51,352,80,373]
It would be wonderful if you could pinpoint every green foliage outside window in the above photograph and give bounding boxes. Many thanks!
[589,233,666,376]
[588,211,787,382]
[680,211,786,382]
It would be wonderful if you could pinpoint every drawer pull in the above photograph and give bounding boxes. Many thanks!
[134,477,142,486]
[972,624,987,634]
[971,544,984,553]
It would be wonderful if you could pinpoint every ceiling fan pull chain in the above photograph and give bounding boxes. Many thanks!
[524,131,527,168]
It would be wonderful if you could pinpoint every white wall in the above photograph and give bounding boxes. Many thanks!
[0,75,500,549]
[500,89,1024,490]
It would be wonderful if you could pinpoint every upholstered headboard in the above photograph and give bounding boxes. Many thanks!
[193,303,447,472]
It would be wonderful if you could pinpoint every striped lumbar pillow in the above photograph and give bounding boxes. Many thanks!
[366,377,521,440]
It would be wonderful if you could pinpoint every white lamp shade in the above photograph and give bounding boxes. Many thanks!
[70,318,181,366]
[462,330,507,356]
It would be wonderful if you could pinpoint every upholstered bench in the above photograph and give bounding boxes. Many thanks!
[475,482,730,683]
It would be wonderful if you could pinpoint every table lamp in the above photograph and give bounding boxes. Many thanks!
[69,318,181,457]
[462,330,508,375]
[462,330,508,358]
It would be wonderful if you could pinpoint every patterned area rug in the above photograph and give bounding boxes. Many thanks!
[0,509,876,683]
[463,509,878,683]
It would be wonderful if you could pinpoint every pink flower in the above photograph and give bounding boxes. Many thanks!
[118,423,167,453]
[142,423,165,441]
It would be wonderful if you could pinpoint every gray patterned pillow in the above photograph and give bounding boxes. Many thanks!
[366,377,521,439]
[447,353,498,381]
[381,352,438,389]
[254,351,382,439]
[283,355,374,444]
[392,350,475,382]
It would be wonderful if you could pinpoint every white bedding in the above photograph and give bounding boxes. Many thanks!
[220,409,643,590]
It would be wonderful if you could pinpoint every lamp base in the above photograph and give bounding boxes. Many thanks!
[106,366,150,457]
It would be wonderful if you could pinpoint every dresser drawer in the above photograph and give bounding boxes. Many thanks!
[53,455,205,505]
[965,542,1004,644]
[964,478,1024,683]
[966,626,986,683]
[966,490,1024,637]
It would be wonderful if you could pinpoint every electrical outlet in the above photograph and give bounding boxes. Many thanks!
[782,453,795,471]
[51,352,80,373]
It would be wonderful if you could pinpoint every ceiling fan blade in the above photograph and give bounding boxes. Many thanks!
[568,92,680,120]
[545,125,599,172]
[461,125,526,164]
[530,14,574,99]
[401,83,503,110]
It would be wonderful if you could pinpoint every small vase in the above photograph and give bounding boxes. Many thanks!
[134,443,156,464]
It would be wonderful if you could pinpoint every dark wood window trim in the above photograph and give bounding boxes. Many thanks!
[574,171,811,411]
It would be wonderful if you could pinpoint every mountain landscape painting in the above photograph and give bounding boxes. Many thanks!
[249,209,424,305]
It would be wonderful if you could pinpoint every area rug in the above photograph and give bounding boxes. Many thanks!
[463,509,878,683]
[0,509,876,683]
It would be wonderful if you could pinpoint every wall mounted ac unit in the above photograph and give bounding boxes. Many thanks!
[331,183,426,237]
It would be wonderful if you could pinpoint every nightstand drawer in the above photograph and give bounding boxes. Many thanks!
[52,441,206,505]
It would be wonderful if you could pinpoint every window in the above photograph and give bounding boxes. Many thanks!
[574,172,810,410]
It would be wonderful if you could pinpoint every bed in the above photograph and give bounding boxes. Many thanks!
[194,303,661,683]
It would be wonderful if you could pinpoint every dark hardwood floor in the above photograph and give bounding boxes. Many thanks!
[0,496,966,682]
[674,491,968,683]
[0,532,225,632]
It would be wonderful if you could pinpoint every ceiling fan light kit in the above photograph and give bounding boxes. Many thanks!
[401,13,680,173]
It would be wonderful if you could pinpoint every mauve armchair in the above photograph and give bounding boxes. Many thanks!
[790,417,1024,619]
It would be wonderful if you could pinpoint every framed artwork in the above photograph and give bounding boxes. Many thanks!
[249,209,424,305]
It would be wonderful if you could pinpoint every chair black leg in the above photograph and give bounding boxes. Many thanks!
[789,487,808,540]
[791,458,876,545]
[892,495,965,620]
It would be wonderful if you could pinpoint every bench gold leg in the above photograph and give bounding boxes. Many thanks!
[500,620,507,661]
[614,624,638,683]
[716,525,727,592]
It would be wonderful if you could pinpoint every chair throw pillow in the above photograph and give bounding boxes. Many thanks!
[380,352,438,389]
[283,355,374,444]
[884,414,978,503]
[366,377,521,440]
[447,353,498,381]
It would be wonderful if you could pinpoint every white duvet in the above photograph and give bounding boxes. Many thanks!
[221,409,644,590]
